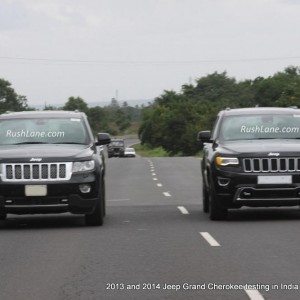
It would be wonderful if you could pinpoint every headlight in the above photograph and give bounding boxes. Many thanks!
[72,160,95,173]
[215,156,239,166]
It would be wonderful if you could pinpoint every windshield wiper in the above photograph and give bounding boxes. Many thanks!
[54,142,87,145]
[253,138,278,140]
[15,142,50,144]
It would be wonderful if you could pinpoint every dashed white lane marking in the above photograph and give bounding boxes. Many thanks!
[152,173,156,176]
[199,232,220,247]
[108,199,130,202]
[177,206,189,214]
[244,289,265,300]
[153,178,158,181]
[157,183,162,187]
[163,192,171,197]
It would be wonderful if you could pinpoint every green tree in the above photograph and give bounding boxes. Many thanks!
[87,106,109,134]
[0,78,28,113]
[63,96,89,113]
[139,66,300,156]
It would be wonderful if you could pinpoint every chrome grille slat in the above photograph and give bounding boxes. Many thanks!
[21,164,24,180]
[12,165,15,180]
[39,164,42,179]
[1,162,72,182]
[243,157,300,173]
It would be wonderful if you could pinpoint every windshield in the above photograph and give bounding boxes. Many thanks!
[219,114,300,141]
[0,117,90,145]
[111,141,124,146]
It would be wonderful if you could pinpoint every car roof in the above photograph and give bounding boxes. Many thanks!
[220,107,300,116]
[0,110,86,120]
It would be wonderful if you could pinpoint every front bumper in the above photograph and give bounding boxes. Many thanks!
[0,172,99,215]
[212,169,300,208]
[0,194,97,214]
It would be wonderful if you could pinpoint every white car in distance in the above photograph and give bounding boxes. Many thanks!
[124,147,136,157]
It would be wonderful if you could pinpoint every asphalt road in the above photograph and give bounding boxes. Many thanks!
[1,156,300,299]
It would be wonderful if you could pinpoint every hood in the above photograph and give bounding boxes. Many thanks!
[217,139,300,156]
[0,144,94,163]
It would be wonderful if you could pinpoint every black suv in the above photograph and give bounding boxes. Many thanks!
[199,107,300,220]
[107,139,125,158]
[0,111,111,226]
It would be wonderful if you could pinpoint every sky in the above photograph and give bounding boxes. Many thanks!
[0,0,300,106]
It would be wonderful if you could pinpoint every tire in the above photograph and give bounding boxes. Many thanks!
[85,180,105,226]
[202,176,209,213]
[103,179,106,216]
[209,178,228,221]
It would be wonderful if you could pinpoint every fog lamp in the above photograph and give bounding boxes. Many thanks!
[79,184,91,193]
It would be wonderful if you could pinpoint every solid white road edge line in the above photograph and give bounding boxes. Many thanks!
[244,289,265,300]
[177,206,189,214]
[199,232,220,247]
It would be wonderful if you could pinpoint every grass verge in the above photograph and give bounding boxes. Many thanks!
[133,143,203,158]
[132,144,169,157]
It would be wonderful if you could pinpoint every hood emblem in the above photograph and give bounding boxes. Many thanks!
[30,158,42,162]
[268,152,280,157]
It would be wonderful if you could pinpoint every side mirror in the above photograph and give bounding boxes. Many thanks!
[197,131,211,143]
[96,133,111,145]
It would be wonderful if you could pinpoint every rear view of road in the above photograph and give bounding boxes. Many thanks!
[1,157,300,299]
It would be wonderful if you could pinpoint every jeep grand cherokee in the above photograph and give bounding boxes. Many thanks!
[199,107,300,220]
[0,111,111,226]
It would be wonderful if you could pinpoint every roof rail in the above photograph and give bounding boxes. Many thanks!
[225,107,231,111]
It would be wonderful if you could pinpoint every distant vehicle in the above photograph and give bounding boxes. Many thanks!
[124,147,136,157]
[199,106,300,220]
[107,139,125,157]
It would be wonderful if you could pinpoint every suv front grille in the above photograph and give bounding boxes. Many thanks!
[1,163,72,182]
[243,158,300,173]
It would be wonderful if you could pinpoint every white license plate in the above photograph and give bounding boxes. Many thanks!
[257,175,292,185]
[25,185,47,196]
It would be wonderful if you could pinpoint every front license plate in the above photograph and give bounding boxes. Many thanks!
[257,175,292,185]
[25,185,47,196]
